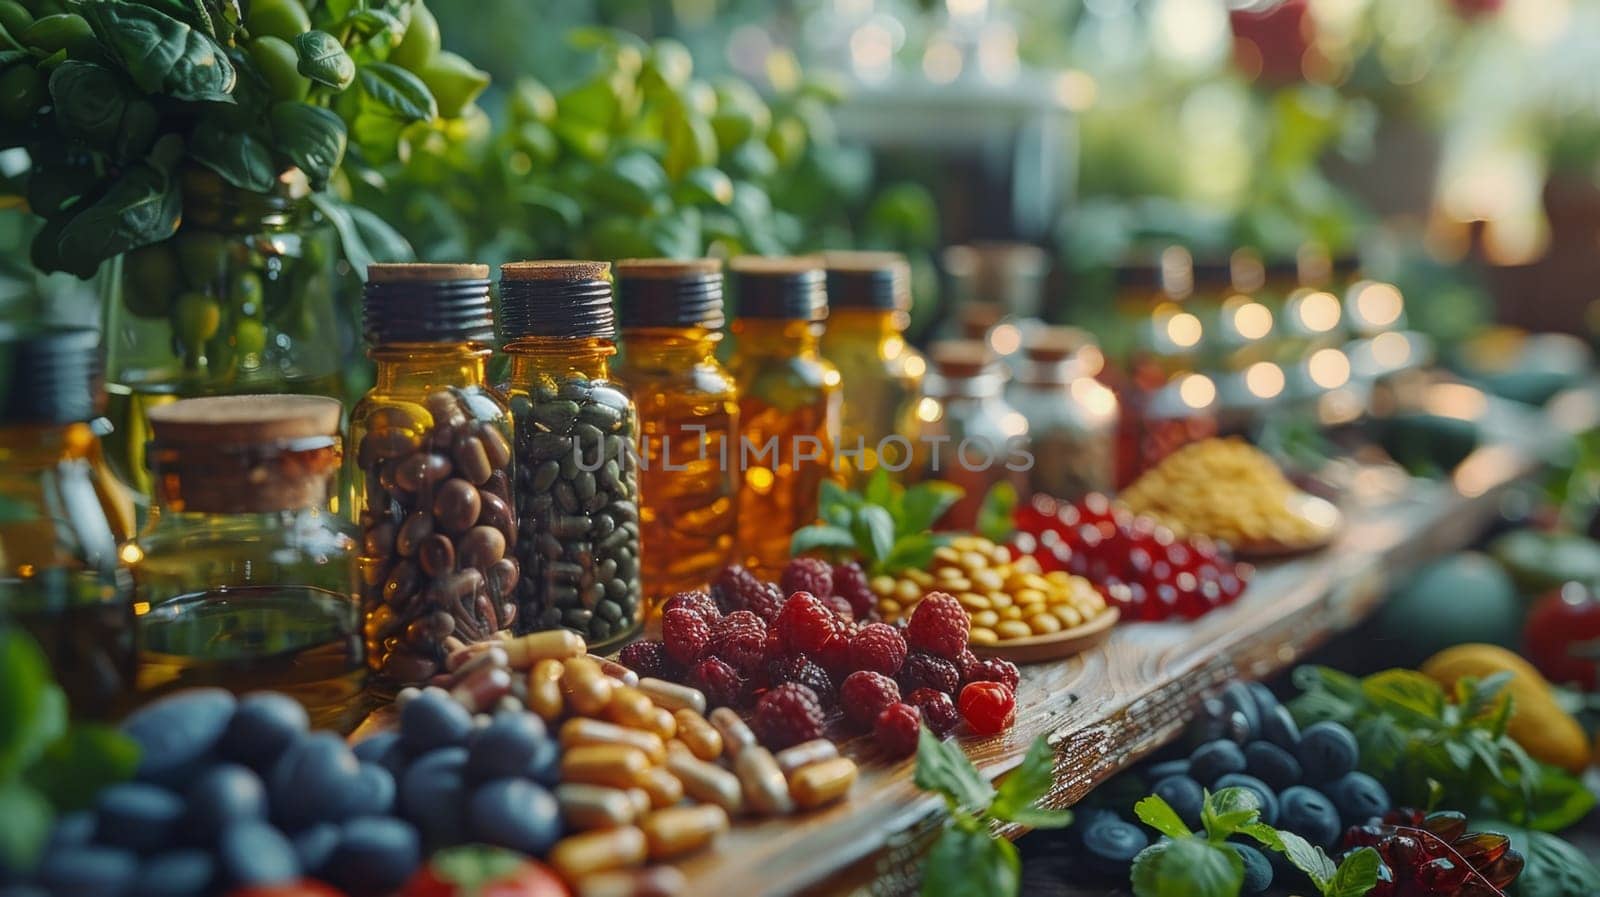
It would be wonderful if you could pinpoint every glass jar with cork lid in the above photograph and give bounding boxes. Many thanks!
[132,394,363,728]
[916,340,1030,531]
[1007,327,1118,500]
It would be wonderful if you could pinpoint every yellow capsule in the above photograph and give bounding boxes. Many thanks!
[957,592,990,611]
[624,788,652,819]
[666,752,743,814]
[636,677,707,715]
[789,756,858,809]
[557,783,638,829]
[561,744,651,789]
[604,686,657,730]
[774,738,839,778]
[500,630,587,668]
[646,706,678,741]
[576,867,687,897]
[1027,613,1062,635]
[708,707,755,757]
[997,620,1032,640]
[550,826,647,880]
[735,746,794,817]
[640,804,729,860]
[639,766,684,809]
[588,654,641,687]
[969,627,999,645]
[970,609,1000,628]
[560,718,666,765]
[988,543,1010,566]
[528,659,565,722]
[673,709,723,761]
[564,657,615,717]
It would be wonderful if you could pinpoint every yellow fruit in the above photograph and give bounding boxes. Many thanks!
[1422,644,1590,773]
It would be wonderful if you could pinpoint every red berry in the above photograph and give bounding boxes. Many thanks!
[711,564,765,613]
[955,649,980,681]
[822,593,855,621]
[618,639,672,679]
[815,629,856,680]
[775,591,837,656]
[687,657,745,708]
[849,623,908,676]
[767,654,835,705]
[706,610,768,676]
[752,683,826,750]
[746,581,786,624]
[907,688,959,737]
[662,590,721,626]
[662,607,711,666]
[905,591,969,660]
[839,671,901,730]
[874,702,921,758]
[899,651,960,696]
[959,682,1015,736]
[964,658,1019,694]
[780,556,834,600]
[832,562,876,620]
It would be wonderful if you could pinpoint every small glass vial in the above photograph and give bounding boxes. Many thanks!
[1008,327,1118,500]
[728,257,841,574]
[915,341,1028,531]
[0,327,137,716]
[613,258,739,611]
[822,251,925,483]
[348,264,516,689]
[134,395,363,729]
[500,261,642,649]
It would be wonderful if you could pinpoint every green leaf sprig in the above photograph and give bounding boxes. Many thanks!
[1130,787,1380,897]
[914,729,1073,897]
[791,470,964,575]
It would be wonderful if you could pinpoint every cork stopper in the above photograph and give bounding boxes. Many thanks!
[929,340,994,378]
[1024,326,1088,363]
[368,263,490,282]
[957,303,1006,339]
[501,260,613,282]
[615,258,722,277]
[149,395,341,446]
[148,395,341,514]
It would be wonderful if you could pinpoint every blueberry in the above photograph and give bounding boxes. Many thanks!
[1189,698,1250,746]
[1069,808,1121,849]
[1260,705,1301,750]
[45,811,96,851]
[525,737,560,787]
[184,765,267,834]
[1188,740,1247,786]
[1080,819,1149,877]
[1326,772,1390,828]
[1244,742,1302,792]
[348,764,397,817]
[399,747,469,851]
[1213,774,1278,827]
[467,779,561,855]
[36,846,137,897]
[1228,843,1274,895]
[1144,759,1190,782]
[215,821,298,888]
[1296,722,1358,784]
[217,693,307,771]
[322,817,421,897]
[466,712,548,783]
[1278,786,1341,848]
[121,689,236,787]
[269,731,364,829]
[398,688,473,754]
[1246,683,1279,717]
[351,731,405,776]
[290,824,340,878]
[130,850,213,897]
[96,784,186,854]
[1151,776,1203,831]
[1220,683,1262,741]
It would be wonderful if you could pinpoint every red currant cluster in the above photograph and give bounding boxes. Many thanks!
[1010,493,1252,621]
[619,561,1020,759]
[1341,810,1523,897]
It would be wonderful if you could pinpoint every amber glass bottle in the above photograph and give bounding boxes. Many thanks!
[500,261,642,650]
[728,257,841,574]
[822,251,925,483]
[614,258,739,611]
[347,264,515,689]
[0,327,137,716]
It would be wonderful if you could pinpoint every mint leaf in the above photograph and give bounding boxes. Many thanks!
[914,727,995,813]
[921,823,1019,897]
[852,505,896,565]
[1201,787,1261,841]
[976,481,1017,544]
[900,481,963,534]
[864,468,894,510]
[1130,838,1243,897]
[1238,822,1283,851]
[991,736,1055,821]
[1134,795,1192,841]
[1458,672,1512,723]
[882,532,947,574]
[28,724,141,811]
[1360,669,1446,725]
[789,524,857,558]
[1328,847,1381,897]
[1003,805,1073,829]
[1272,830,1338,890]
[0,780,52,872]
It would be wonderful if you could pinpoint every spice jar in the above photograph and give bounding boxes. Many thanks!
[500,261,643,649]
[1007,327,1117,500]
[613,258,739,611]
[348,264,516,690]
[0,327,137,716]
[133,395,363,728]
[821,251,925,483]
[916,341,1029,531]
[728,257,841,574]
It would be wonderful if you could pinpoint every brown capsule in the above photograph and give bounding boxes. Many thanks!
[708,707,755,758]
[638,766,684,809]
[404,610,455,646]
[646,707,677,742]
[635,678,706,715]
[672,710,723,762]
[557,783,638,829]
[457,525,507,571]
[477,491,516,545]
[501,629,585,668]
[445,643,507,675]
[640,805,728,860]
[432,479,482,535]
[357,428,418,467]
[624,788,652,820]
[789,756,858,809]
[486,558,520,600]
[483,468,512,503]
[665,753,742,815]
[417,534,455,577]
[560,744,651,790]
[775,739,838,778]
[560,718,666,765]
[383,559,420,605]
[604,687,656,730]
[734,747,794,817]
[433,568,485,606]
[363,521,396,558]
[478,422,513,469]
[452,434,494,485]
[529,659,565,721]
[394,451,452,492]
[450,666,512,713]
[575,867,686,897]
[563,657,615,716]
[587,655,639,687]
[396,511,435,557]
[550,827,647,881]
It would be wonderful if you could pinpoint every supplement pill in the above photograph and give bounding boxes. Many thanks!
[550,826,647,879]
[640,805,728,859]
[789,757,858,809]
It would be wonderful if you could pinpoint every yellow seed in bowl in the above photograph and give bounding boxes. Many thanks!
[969,627,999,645]
[950,535,982,552]
[972,569,1004,592]
[870,576,896,597]
[997,620,1033,640]
[877,598,902,618]
[907,569,934,588]
[1045,571,1071,586]
[960,551,990,572]
[971,609,999,628]
[988,544,1010,566]
[1012,554,1042,575]
[989,592,1013,610]
[943,577,972,593]
[1028,613,1062,635]
[1051,605,1083,627]
[932,546,961,565]
[958,592,990,611]
[1016,588,1048,607]
[896,579,922,603]
[999,605,1022,621]
[937,566,964,582]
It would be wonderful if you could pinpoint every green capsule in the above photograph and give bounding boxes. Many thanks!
[530,459,559,492]
[533,399,579,431]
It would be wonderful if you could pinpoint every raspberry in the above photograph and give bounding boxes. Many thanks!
[955,649,980,681]
[781,556,833,600]
[905,591,969,660]
[832,562,876,620]
[746,581,786,624]
[767,655,834,705]
[849,623,908,676]
[823,593,855,621]
[815,628,856,681]
[618,639,671,679]
[898,651,960,696]
[711,564,765,613]
[662,607,711,666]
[907,688,960,738]
[875,703,921,758]
[959,681,1016,736]
[706,610,768,676]
[687,657,745,708]
[752,683,826,749]
[662,590,721,626]
[775,592,836,656]
[839,671,900,730]
[964,658,1020,694]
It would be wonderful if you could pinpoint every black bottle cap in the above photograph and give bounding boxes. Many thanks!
[615,258,725,331]
[364,263,495,345]
[0,326,100,424]
[498,260,616,340]
[730,256,827,322]
[824,251,910,312]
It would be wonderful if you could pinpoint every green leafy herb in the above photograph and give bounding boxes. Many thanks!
[355,62,436,122]
[791,470,962,575]
[976,481,1018,545]
[292,29,354,90]
[80,0,236,101]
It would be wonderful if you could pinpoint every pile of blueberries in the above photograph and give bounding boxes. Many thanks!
[11,687,561,897]
[1069,681,1391,895]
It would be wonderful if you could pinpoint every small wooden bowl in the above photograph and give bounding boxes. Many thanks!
[969,607,1120,664]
